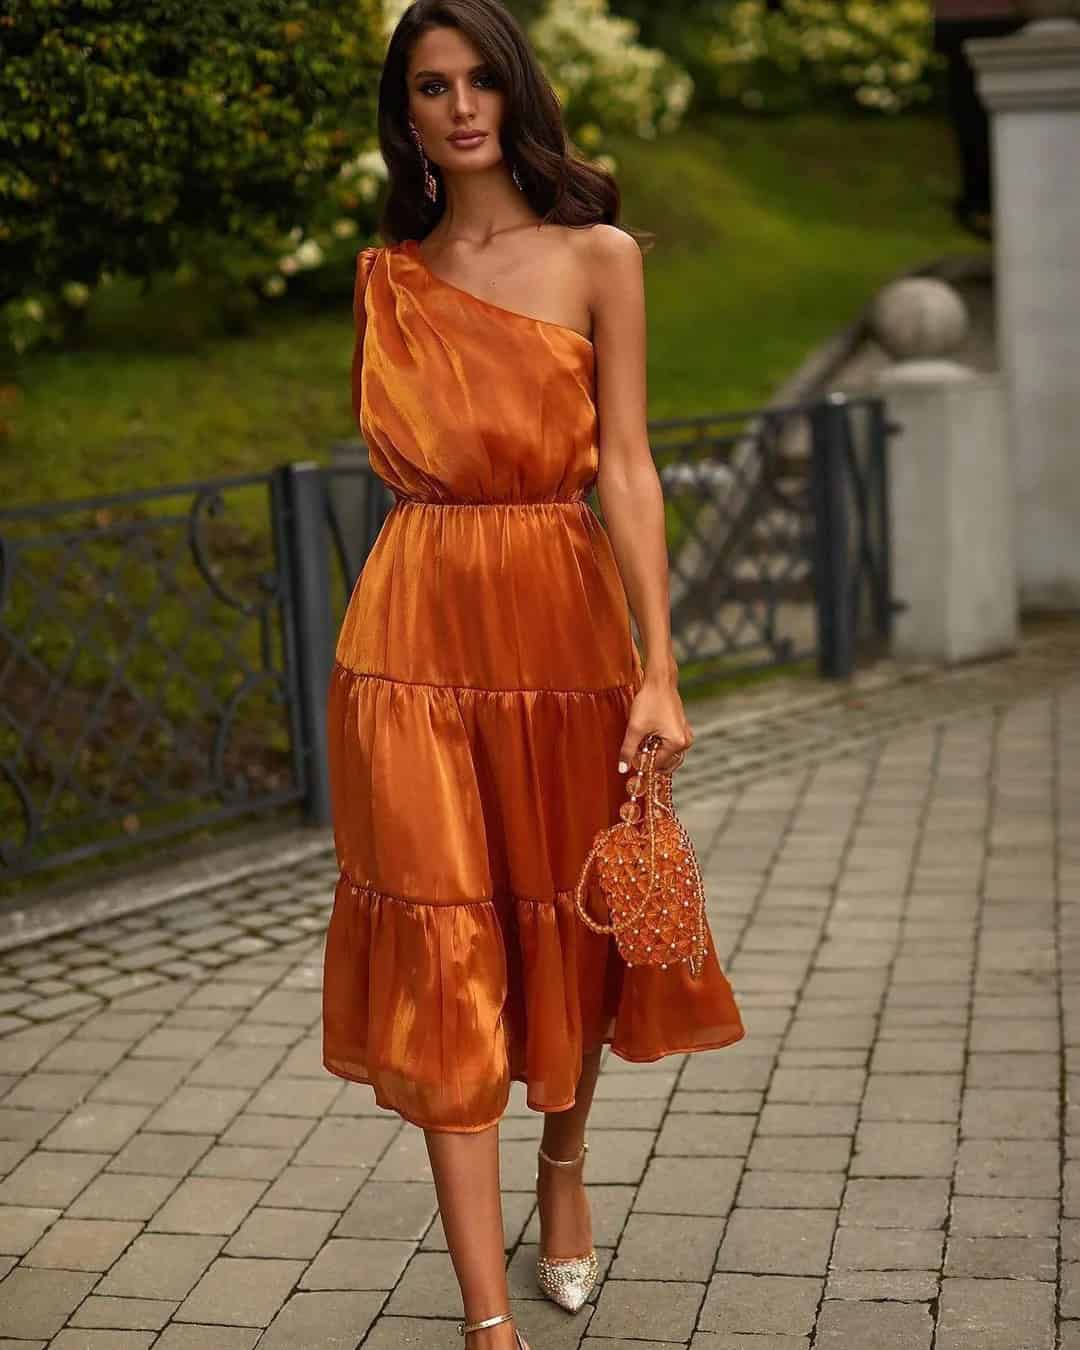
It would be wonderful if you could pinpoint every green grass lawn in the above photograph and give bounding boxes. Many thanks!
[3,111,977,505]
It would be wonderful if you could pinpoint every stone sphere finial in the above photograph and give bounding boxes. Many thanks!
[869,278,970,363]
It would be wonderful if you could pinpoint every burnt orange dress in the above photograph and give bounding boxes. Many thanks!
[322,239,745,1132]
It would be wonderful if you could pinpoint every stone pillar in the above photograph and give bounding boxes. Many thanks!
[870,279,1018,665]
[967,14,1080,607]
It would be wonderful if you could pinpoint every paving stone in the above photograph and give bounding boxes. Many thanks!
[936,1275,1055,1350]
[654,1113,755,1157]
[42,1102,150,1153]
[185,1046,284,1088]
[959,1088,1058,1139]
[256,1290,386,1349]
[690,1337,808,1350]
[143,1086,250,1134]
[4,1071,99,1110]
[715,1208,836,1276]
[107,1133,213,1177]
[90,1059,188,1106]
[96,1233,224,1300]
[225,1205,337,1258]
[870,1042,965,1074]
[967,1052,1058,1089]
[610,1213,724,1281]
[258,1163,368,1211]
[293,1115,399,1167]
[747,1136,851,1172]
[588,1279,705,1341]
[334,1180,439,1240]
[0,1149,109,1207]
[761,1069,864,1101]
[0,1266,98,1339]
[839,1178,950,1229]
[68,1296,176,1331]
[943,1234,1056,1279]
[220,1113,315,1149]
[0,1209,59,1258]
[757,1103,858,1135]
[151,1327,260,1350]
[699,1273,822,1335]
[830,1226,944,1270]
[174,1255,306,1326]
[954,1139,1059,1197]
[49,1332,155,1349]
[634,1157,741,1216]
[850,1121,957,1177]
[300,1236,415,1289]
[186,1143,291,1181]
[814,1299,932,1349]
[23,1216,142,1270]
[383,1250,465,1317]
[825,1269,939,1300]
[147,1176,267,1235]
[861,1073,962,1122]
[357,1316,461,1350]
[0,1105,64,1142]
[736,1170,845,1209]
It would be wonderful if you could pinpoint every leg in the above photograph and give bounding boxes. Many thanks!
[537,1043,603,1259]
[425,1124,519,1350]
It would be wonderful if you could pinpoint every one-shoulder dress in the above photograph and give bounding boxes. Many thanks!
[322,239,745,1132]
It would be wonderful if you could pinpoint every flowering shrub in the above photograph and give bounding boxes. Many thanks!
[0,0,384,355]
[705,0,935,115]
[529,0,694,150]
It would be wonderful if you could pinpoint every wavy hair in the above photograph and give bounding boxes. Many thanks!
[376,0,650,248]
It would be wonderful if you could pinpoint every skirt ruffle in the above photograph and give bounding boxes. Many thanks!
[323,662,745,1132]
[322,874,746,1133]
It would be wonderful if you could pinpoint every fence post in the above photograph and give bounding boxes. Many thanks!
[278,462,333,826]
[868,396,895,644]
[809,394,854,679]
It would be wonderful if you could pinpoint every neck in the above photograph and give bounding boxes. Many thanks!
[434,163,538,245]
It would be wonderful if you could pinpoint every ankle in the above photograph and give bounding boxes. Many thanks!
[539,1138,587,1166]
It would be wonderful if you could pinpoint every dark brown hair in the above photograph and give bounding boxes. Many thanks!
[376,0,651,248]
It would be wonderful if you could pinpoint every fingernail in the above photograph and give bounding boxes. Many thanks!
[617,760,628,773]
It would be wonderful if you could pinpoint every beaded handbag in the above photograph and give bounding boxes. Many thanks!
[573,733,708,977]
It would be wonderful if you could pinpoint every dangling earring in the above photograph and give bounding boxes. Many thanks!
[512,163,524,193]
[409,121,438,204]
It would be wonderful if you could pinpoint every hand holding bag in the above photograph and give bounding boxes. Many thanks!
[573,733,708,977]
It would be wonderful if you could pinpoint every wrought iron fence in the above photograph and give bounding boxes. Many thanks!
[1,394,894,881]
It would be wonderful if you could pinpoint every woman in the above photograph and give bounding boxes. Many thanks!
[321,3,746,1348]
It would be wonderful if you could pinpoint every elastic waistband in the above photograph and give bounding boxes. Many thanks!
[392,494,587,508]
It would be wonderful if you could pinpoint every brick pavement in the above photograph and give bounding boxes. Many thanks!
[0,671,1076,1348]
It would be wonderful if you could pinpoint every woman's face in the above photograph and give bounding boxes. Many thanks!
[406,25,508,178]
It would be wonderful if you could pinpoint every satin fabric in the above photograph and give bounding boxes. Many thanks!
[322,239,745,1131]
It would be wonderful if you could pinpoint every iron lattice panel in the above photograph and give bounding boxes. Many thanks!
[0,475,302,880]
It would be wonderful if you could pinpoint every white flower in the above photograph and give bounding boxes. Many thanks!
[294,239,324,269]
[24,299,45,322]
[332,218,359,239]
[61,282,91,308]
[262,275,287,298]
[279,255,300,276]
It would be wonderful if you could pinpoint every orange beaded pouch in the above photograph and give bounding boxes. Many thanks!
[573,733,708,977]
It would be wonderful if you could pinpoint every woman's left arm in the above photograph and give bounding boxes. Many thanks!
[587,225,693,775]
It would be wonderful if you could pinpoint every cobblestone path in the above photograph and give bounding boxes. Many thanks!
[0,654,1076,1348]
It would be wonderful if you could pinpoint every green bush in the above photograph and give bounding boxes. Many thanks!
[706,0,936,115]
[0,0,384,347]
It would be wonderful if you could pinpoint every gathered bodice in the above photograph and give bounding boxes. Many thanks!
[354,241,598,504]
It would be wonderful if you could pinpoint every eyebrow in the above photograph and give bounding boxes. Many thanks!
[412,64,489,80]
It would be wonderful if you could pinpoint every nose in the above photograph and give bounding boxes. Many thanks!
[451,79,478,119]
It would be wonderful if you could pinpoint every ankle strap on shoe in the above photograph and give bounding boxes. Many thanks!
[537,1139,588,1167]
[458,1311,514,1336]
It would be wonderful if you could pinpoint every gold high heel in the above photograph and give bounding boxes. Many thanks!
[534,1140,599,1313]
[457,1310,530,1350]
